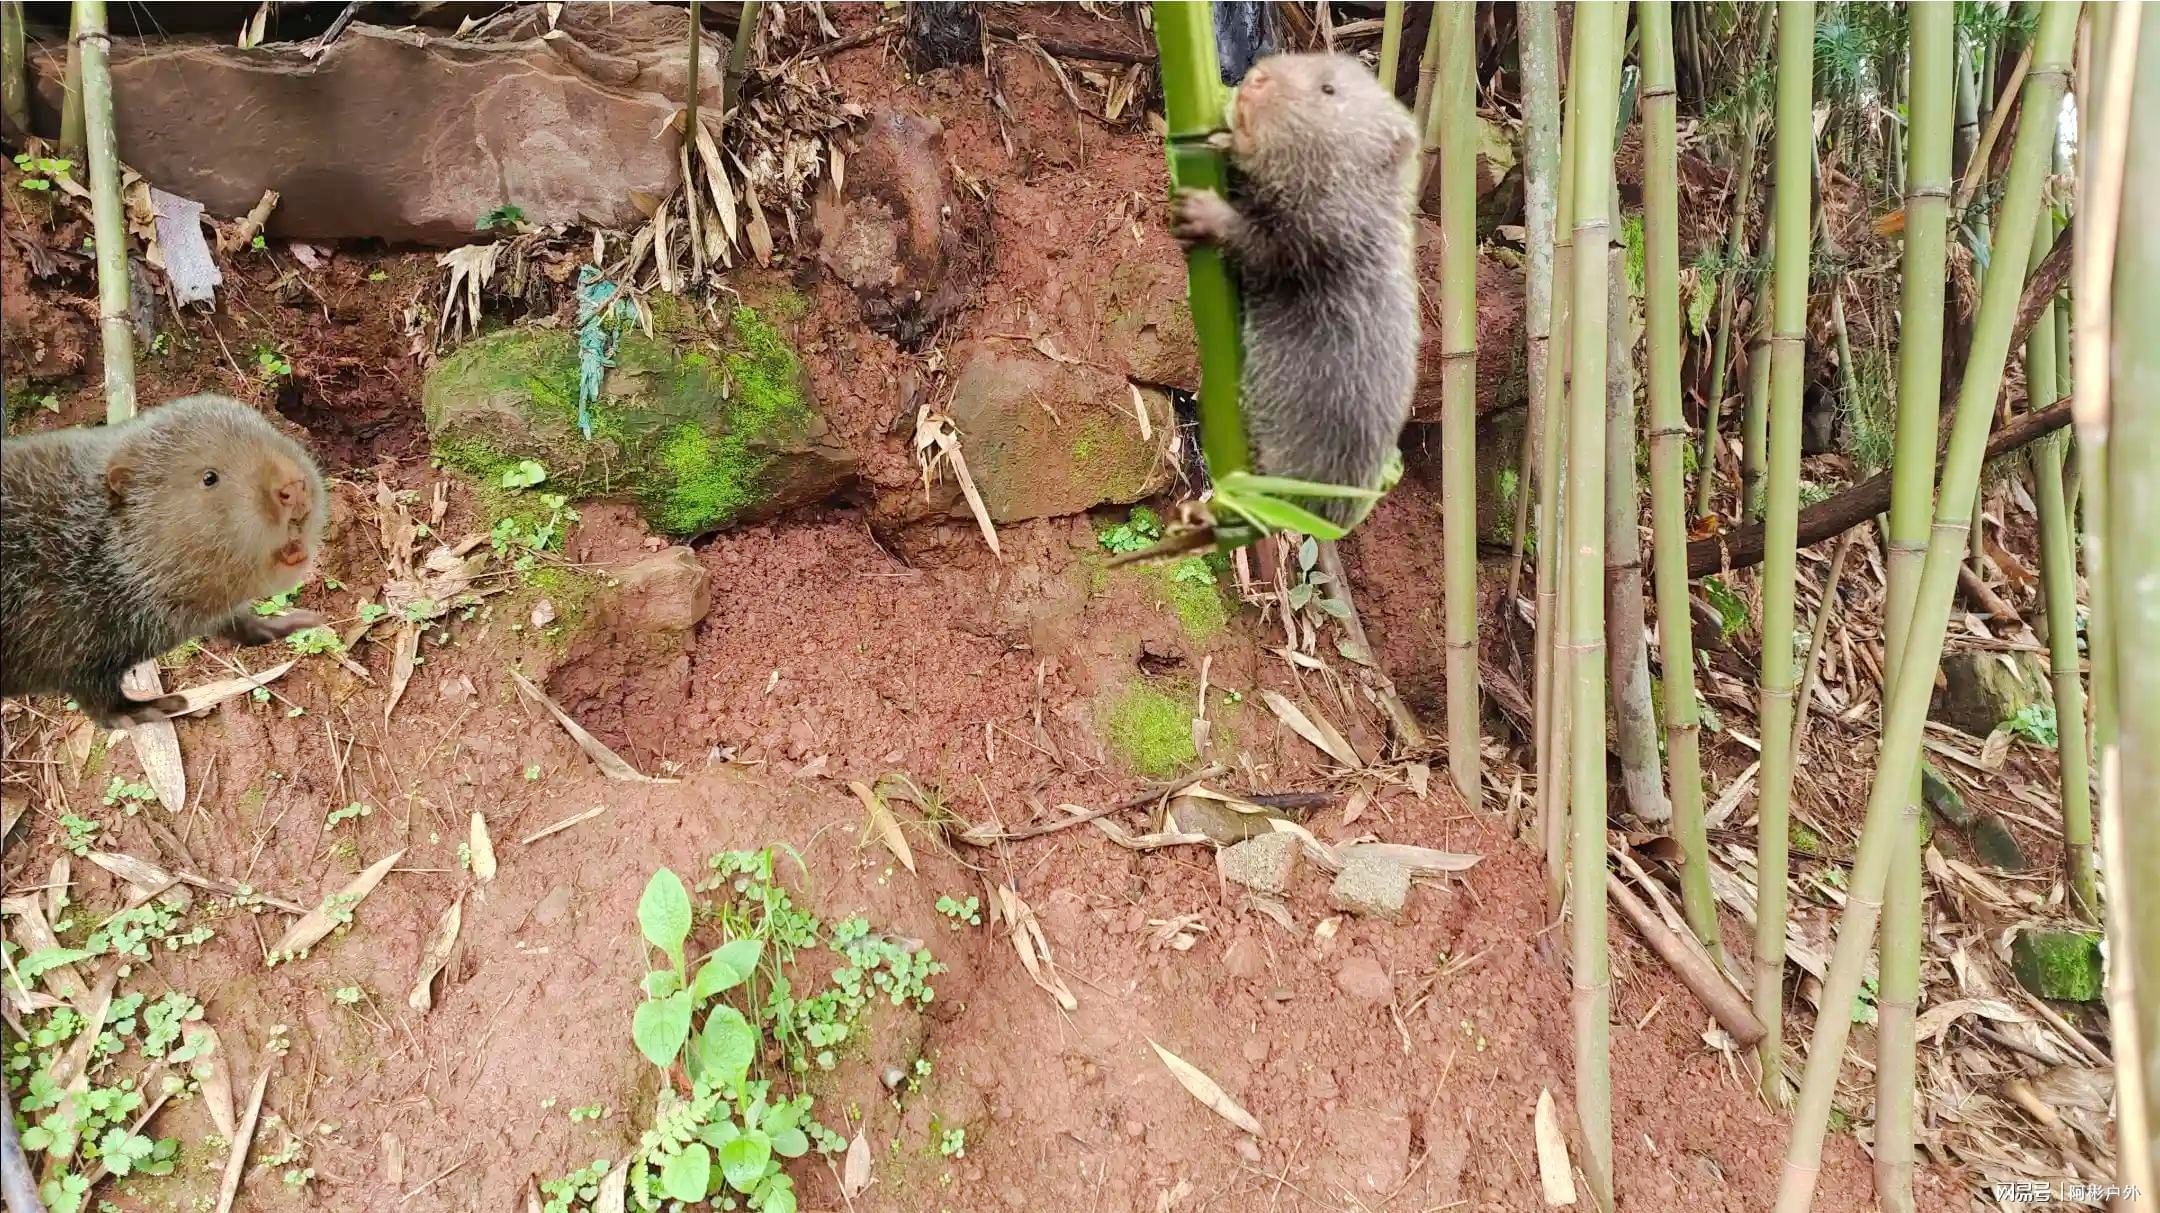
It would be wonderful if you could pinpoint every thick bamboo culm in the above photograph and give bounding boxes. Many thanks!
[1772,7,2080,1209]
[1432,1,1480,806]
[1537,6,1585,924]
[2096,4,2158,1194]
[74,0,133,425]
[1562,3,1623,1207]
[1752,0,1817,1106]
[1868,7,1954,1205]
[1636,0,1718,958]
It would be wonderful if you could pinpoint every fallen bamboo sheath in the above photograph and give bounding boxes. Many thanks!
[1606,870,1766,1047]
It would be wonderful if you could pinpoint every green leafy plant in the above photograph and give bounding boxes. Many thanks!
[1096,506,1165,555]
[325,802,371,829]
[57,814,100,856]
[500,459,549,490]
[254,588,301,616]
[934,895,981,928]
[254,346,292,379]
[2004,702,2059,747]
[477,204,528,231]
[102,778,155,817]
[286,627,344,656]
[1701,576,1750,640]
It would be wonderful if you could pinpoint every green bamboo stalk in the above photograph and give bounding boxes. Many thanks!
[1638,0,1718,958]
[2091,5,2155,1192]
[1773,9,2079,1208]
[1152,2,1249,482]
[1505,0,1563,609]
[1869,7,1953,1205]
[1410,9,1444,138]
[723,0,760,113]
[1740,248,1773,520]
[2027,215,2095,921]
[59,4,80,152]
[75,0,132,424]
[1603,225,1665,827]
[1538,4,1584,922]
[1695,116,1763,520]
[1430,2,1480,806]
[1752,0,1815,1107]
[1377,0,1404,95]
[1,2,27,136]
[1564,5,1622,1205]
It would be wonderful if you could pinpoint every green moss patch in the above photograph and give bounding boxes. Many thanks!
[424,306,828,537]
[1139,555,1232,640]
[1104,681,1198,778]
[2011,928,2105,1002]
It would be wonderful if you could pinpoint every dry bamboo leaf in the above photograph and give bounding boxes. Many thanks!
[1128,382,1154,442]
[213,1064,272,1213]
[511,672,672,782]
[1980,725,2014,771]
[1405,761,1431,798]
[850,780,917,874]
[268,849,406,963]
[1260,690,1362,768]
[1916,996,2031,1044]
[469,813,498,883]
[841,1127,873,1197]
[45,856,68,924]
[386,1133,406,1189]
[385,623,420,721]
[173,660,298,716]
[995,886,1079,1010]
[121,661,185,810]
[5,897,91,1010]
[85,851,188,907]
[742,177,775,266]
[61,716,95,778]
[408,895,465,1012]
[1148,1040,1262,1136]
[1338,842,1483,875]
[518,804,607,846]
[182,1022,234,1139]
[693,121,741,246]
[593,1158,630,1213]
[1533,1088,1578,1205]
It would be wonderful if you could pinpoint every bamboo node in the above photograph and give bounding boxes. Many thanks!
[1646,424,1691,439]
[1639,84,1678,101]
[1438,348,1478,363]
[1905,185,1951,201]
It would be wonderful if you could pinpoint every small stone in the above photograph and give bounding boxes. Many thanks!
[1329,851,1413,921]
[1234,1137,1263,1163]
[1221,935,1267,981]
[1122,1119,1146,1140]
[1241,1036,1270,1064]
[1168,796,1282,845]
[2011,927,2105,1002]
[1218,833,1300,896]
[1335,956,1395,1003]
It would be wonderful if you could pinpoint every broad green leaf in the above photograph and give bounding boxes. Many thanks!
[771,1126,810,1158]
[761,1176,799,1213]
[719,1131,773,1193]
[1217,489,1347,540]
[687,956,743,1002]
[631,991,692,1069]
[699,1118,741,1150]
[643,969,682,999]
[712,937,763,980]
[637,869,692,971]
[692,1005,757,1089]
[660,1143,712,1201]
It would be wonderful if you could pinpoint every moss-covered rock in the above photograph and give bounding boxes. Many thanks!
[944,348,1177,523]
[423,308,855,538]
[1930,651,2048,739]
[2011,927,2104,1002]
[1098,259,1199,390]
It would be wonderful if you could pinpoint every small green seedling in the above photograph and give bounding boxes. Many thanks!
[254,346,292,379]
[255,588,301,617]
[934,895,981,928]
[286,627,343,656]
[477,204,527,231]
[499,459,548,490]
[325,803,371,829]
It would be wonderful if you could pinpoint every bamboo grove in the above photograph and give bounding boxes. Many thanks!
[1147,1,2152,1204]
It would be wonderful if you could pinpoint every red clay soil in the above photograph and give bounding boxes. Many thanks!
[0,9,1975,1213]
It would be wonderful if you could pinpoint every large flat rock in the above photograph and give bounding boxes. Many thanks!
[30,6,718,243]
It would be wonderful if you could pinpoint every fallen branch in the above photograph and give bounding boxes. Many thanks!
[1682,397,2070,579]
[1680,230,2074,578]
[985,23,1157,64]
[1607,870,1766,1047]
[971,763,1227,842]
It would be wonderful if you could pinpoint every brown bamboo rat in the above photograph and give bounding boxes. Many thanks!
[1,394,328,727]
[1170,51,1421,528]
